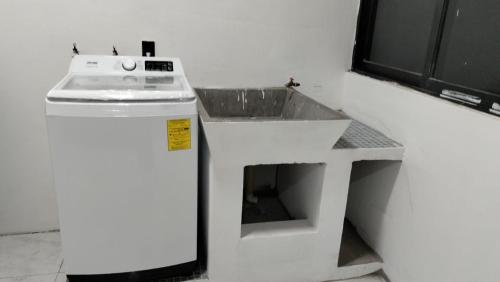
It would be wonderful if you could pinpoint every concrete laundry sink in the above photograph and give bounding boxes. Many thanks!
[196,87,351,162]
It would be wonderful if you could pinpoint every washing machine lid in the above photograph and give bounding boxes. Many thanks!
[48,74,195,102]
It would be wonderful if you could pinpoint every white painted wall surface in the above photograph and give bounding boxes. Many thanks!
[0,0,358,234]
[343,72,500,282]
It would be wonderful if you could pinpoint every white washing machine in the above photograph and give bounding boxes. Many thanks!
[46,55,198,281]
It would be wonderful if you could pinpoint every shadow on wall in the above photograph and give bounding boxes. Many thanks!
[345,160,403,247]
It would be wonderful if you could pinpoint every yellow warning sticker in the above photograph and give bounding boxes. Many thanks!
[167,119,191,151]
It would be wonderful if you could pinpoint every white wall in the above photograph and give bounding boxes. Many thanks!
[3,1,498,281]
[0,0,359,234]
[343,72,500,282]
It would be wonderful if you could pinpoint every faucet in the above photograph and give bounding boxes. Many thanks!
[285,77,300,88]
[72,42,79,56]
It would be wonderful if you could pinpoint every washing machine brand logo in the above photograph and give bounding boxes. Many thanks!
[86,61,98,68]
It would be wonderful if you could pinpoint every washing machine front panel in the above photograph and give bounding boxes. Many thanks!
[47,112,198,274]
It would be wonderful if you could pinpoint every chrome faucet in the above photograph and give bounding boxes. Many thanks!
[285,77,300,88]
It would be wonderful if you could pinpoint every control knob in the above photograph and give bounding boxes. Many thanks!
[122,58,136,71]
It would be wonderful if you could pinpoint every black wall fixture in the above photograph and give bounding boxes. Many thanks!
[142,41,155,57]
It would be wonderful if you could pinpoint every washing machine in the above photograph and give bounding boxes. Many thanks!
[46,55,198,281]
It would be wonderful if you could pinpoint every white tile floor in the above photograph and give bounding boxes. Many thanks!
[0,232,385,282]
[0,232,65,282]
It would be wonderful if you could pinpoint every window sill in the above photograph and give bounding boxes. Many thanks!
[349,69,500,119]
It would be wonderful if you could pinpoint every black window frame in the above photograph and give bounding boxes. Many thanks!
[352,0,500,116]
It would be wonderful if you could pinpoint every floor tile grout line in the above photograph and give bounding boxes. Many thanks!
[57,259,64,273]
[55,258,65,282]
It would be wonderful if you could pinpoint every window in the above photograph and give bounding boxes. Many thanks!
[353,0,500,116]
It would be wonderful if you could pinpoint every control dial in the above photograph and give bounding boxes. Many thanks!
[122,58,136,71]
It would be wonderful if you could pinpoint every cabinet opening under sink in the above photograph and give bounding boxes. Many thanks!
[241,163,326,238]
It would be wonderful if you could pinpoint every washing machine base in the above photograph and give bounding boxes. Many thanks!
[66,261,198,282]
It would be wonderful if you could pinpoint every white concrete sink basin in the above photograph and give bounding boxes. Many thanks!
[196,87,351,162]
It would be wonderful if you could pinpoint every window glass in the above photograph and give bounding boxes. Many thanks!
[368,0,436,73]
[434,0,500,95]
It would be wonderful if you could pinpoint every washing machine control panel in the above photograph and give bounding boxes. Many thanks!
[145,60,173,72]
[69,55,184,76]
